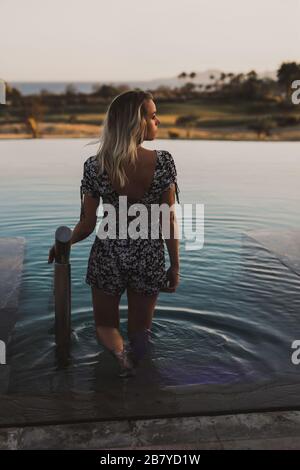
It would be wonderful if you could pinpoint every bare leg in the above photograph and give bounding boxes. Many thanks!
[127,288,159,362]
[91,286,124,353]
[91,286,136,377]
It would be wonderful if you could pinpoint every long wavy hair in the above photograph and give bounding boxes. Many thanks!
[94,89,154,188]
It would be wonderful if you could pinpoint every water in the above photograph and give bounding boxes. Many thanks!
[9,80,155,96]
[1,138,300,421]
[10,81,98,95]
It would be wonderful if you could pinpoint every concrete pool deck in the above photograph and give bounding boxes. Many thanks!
[0,237,26,393]
[0,237,26,343]
[1,410,300,449]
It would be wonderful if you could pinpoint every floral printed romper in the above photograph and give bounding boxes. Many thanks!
[80,150,180,297]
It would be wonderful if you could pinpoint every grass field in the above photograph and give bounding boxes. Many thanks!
[1,100,300,141]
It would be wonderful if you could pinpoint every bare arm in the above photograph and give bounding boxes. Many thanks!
[71,193,100,245]
[48,193,100,263]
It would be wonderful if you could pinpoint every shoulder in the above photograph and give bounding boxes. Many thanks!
[84,154,98,167]
[159,149,173,161]
[159,150,177,174]
[157,150,180,202]
[83,155,100,176]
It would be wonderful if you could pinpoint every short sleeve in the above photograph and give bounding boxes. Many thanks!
[80,156,100,222]
[161,151,180,204]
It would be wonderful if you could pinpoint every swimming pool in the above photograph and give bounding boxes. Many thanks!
[1,138,300,424]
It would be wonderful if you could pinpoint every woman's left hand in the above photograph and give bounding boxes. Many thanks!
[48,244,56,264]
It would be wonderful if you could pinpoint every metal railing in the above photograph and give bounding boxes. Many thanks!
[53,226,72,361]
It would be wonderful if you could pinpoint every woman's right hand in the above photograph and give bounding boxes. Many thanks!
[160,266,180,293]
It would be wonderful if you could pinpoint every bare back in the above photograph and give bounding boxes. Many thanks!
[109,148,158,202]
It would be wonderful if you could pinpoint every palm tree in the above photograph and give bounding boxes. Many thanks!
[246,70,257,80]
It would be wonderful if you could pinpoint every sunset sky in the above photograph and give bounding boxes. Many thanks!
[1,0,299,81]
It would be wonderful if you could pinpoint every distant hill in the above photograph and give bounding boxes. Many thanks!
[9,69,277,95]
[131,69,277,90]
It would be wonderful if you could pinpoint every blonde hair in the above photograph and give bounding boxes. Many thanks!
[94,89,154,188]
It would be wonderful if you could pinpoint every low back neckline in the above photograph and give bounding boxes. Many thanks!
[104,149,160,203]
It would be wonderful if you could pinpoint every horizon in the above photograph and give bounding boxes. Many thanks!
[7,67,280,84]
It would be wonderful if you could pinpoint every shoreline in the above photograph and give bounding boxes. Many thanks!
[1,124,300,142]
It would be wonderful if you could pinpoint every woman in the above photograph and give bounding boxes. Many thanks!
[48,90,180,377]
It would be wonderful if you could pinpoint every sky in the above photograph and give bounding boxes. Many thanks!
[1,0,300,82]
